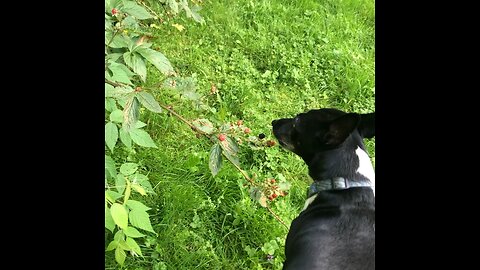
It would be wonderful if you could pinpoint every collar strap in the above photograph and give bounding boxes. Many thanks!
[307,177,372,198]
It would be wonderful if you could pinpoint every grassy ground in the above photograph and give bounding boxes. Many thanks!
[105,0,374,269]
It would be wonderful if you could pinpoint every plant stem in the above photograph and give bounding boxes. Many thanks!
[156,102,288,229]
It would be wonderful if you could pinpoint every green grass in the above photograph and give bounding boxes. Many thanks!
[105,0,374,269]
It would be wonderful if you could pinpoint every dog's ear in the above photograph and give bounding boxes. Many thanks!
[358,112,375,138]
[323,113,360,145]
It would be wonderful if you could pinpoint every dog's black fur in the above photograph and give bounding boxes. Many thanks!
[272,108,375,270]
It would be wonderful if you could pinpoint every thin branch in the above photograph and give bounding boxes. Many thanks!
[267,205,289,229]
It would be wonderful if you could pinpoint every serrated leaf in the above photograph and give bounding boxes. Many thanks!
[126,237,143,257]
[209,144,222,177]
[134,121,147,129]
[126,199,151,212]
[132,53,147,81]
[129,209,155,233]
[115,247,126,266]
[105,83,115,97]
[108,63,132,85]
[114,230,125,241]
[106,240,117,251]
[105,155,116,180]
[105,122,118,152]
[192,119,215,134]
[132,183,146,196]
[137,92,162,113]
[106,190,123,203]
[124,226,146,238]
[110,110,124,123]
[105,206,116,233]
[117,239,131,250]
[137,47,175,76]
[105,98,117,112]
[220,136,240,167]
[249,187,267,207]
[111,203,129,229]
[132,173,155,194]
[167,0,179,14]
[123,52,147,82]
[123,96,139,131]
[190,5,205,24]
[116,174,126,194]
[107,33,130,48]
[107,86,134,98]
[120,163,138,175]
[122,1,153,20]
[119,128,132,148]
[129,128,158,148]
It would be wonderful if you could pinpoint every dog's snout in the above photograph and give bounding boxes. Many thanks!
[271,120,278,126]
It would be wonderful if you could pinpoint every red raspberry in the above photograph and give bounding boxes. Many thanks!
[266,140,276,147]
[272,193,278,199]
[237,120,243,126]
[270,179,276,184]
[218,134,227,141]
[244,127,251,134]
[112,8,118,15]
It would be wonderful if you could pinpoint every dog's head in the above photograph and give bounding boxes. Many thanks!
[272,108,375,180]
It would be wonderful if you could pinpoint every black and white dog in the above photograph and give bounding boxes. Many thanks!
[272,108,375,270]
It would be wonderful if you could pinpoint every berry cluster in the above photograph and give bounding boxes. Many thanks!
[263,178,287,201]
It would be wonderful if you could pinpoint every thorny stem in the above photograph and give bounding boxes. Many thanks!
[156,102,288,229]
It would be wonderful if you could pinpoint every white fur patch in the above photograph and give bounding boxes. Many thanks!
[303,194,318,211]
[355,147,375,195]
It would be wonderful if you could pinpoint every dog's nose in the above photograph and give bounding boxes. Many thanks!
[271,120,278,126]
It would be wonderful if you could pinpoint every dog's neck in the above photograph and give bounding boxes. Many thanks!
[303,142,375,210]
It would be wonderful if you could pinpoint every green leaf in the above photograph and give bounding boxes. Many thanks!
[111,203,129,229]
[114,229,125,241]
[261,240,279,255]
[192,119,215,134]
[134,121,147,129]
[209,144,222,177]
[106,240,117,251]
[105,155,117,180]
[123,96,139,131]
[129,128,158,148]
[136,47,175,76]
[106,86,134,98]
[124,226,146,238]
[167,0,179,14]
[126,199,151,212]
[105,206,116,233]
[220,136,240,167]
[116,174,126,194]
[132,53,147,82]
[132,183,146,196]
[249,187,267,208]
[126,237,143,256]
[105,83,115,97]
[137,92,162,113]
[105,98,117,112]
[122,1,153,20]
[119,128,132,148]
[129,209,155,233]
[106,33,130,48]
[123,52,147,82]
[110,110,124,123]
[120,163,138,176]
[115,247,126,266]
[106,190,123,203]
[108,63,132,85]
[190,5,205,24]
[132,173,154,194]
[105,122,118,152]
